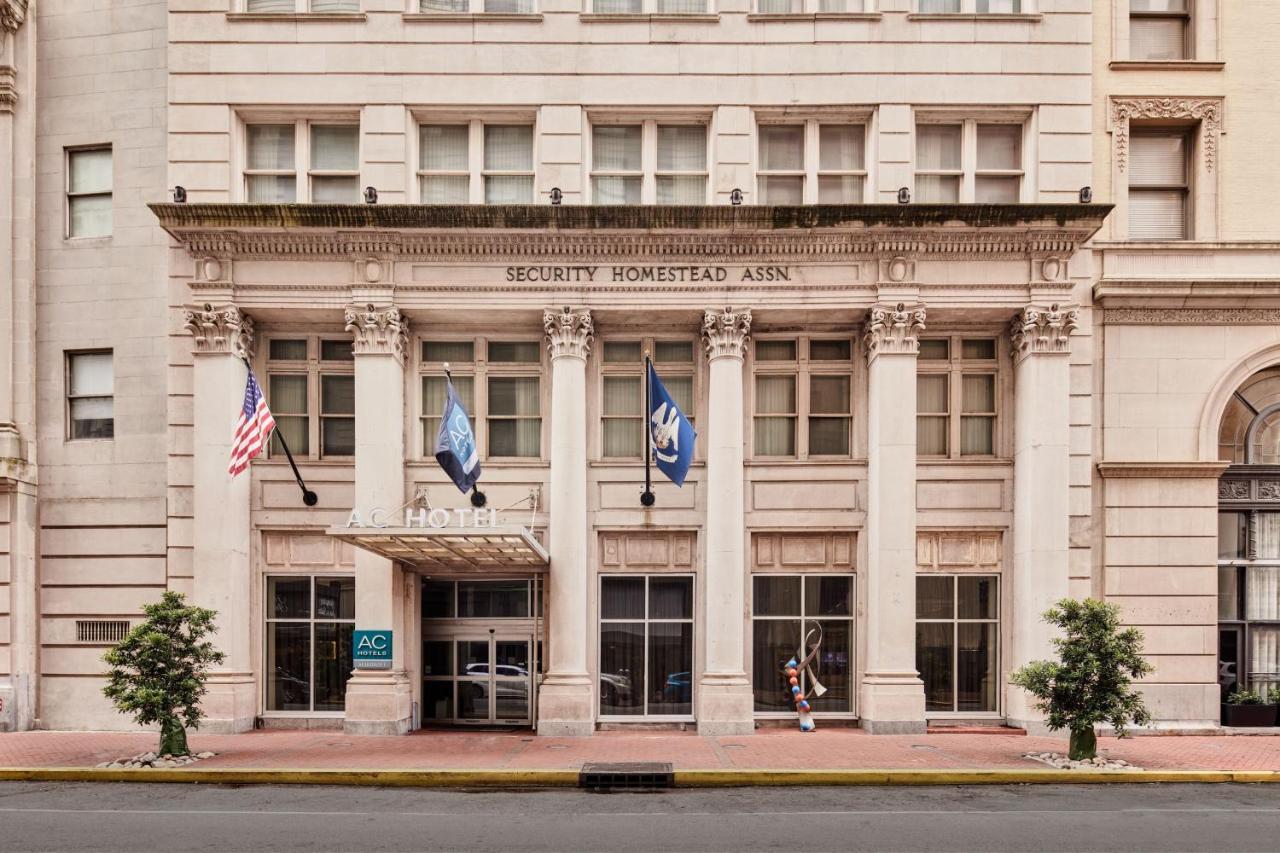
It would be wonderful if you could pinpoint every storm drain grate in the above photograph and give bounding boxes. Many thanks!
[579,762,673,791]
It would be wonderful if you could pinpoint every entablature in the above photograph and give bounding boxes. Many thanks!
[1094,240,1280,310]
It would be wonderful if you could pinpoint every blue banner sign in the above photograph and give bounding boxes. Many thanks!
[352,629,392,669]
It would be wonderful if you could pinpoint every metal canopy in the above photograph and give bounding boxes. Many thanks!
[327,525,549,572]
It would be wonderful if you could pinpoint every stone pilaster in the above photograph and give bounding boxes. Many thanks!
[343,305,413,735]
[537,307,595,735]
[1008,305,1077,733]
[861,303,927,734]
[697,307,754,736]
[184,304,257,732]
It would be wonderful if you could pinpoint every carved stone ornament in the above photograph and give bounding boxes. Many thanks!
[1258,482,1280,501]
[543,306,594,360]
[864,303,926,357]
[1010,303,1079,362]
[0,0,28,33]
[701,307,752,361]
[1219,480,1251,501]
[1111,97,1223,173]
[1106,308,1280,326]
[184,304,254,359]
[344,305,409,365]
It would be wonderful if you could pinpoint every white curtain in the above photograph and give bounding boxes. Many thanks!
[759,125,803,171]
[488,377,540,457]
[1250,627,1280,697]
[754,375,796,456]
[248,124,295,170]
[656,0,706,11]
[485,0,535,11]
[484,125,533,203]
[70,149,112,195]
[421,0,469,12]
[1129,131,1188,238]
[976,124,1020,202]
[976,0,1019,11]
[1130,17,1187,61]
[819,125,863,172]
[657,125,707,203]
[312,0,359,10]
[421,125,469,171]
[70,352,112,397]
[248,0,295,11]
[594,125,642,171]
[594,176,641,204]
[919,0,960,11]
[916,124,961,203]
[603,376,642,457]
[758,0,801,11]
[422,176,470,203]
[596,0,642,10]
[960,374,995,455]
[269,374,309,456]
[917,374,949,455]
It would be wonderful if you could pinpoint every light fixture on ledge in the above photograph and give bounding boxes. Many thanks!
[1079,186,1093,204]
[363,186,378,204]
[550,187,563,206]
[730,188,743,206]
[897,187,911,204]
[172,186,187,204]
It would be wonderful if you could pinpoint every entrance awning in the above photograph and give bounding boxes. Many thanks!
[327,525,549,572]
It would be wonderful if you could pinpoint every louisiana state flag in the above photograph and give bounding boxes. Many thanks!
[434,378,481,493]
[648,361,696,487]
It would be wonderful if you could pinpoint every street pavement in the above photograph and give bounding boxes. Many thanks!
[0,782,1277,852]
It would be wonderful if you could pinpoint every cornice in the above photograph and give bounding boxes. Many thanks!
[1103,308,1280,325]
[1097,461,1229,479]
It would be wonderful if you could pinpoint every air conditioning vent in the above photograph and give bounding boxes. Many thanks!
[76,620,130,644]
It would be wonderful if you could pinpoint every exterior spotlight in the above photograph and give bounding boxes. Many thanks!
[302,490,318,506]
[897,187,911,204]
[470,488,487,508]
[172,186,187,203]
[549,187,563,206]
[363,186,378,204]
[640,489,655,507]
[1079,186,1093,204]
[730,188,744,206]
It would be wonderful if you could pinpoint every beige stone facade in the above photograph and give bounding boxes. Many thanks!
[1,0,1267,736]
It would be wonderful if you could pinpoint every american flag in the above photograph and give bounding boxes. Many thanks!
[229,368,276,477]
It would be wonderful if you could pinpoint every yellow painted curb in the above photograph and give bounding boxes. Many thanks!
[673,769,1280,786]
[0,768,580,788]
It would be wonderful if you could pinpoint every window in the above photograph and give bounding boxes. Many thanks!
[594,0,708,12]
[244,121,359,203]
[247,1,359,10]
[916,336,999,458]
[263,335,354,458]
[918,0,1021,11]
[599,575,694,717]
[419,338,543,459]
[915,574,999,713]
[757,121,866,204]
[1128,128,1190,240]
[66,147,112,238]
[418,122,534,203]
[752,337,854,458]
[915,120,1023,203]
[590,121,707,205]
[265,575,355,713]
[1130,0,1190,61]
[419,0,534,10]
[67,351,113,440]
[757,0,864,11]
[1218,512,1280,699]
[600,339,696,458]
[751,574,855,714]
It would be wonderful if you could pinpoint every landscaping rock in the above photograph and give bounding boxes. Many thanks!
[1023,751,1141,771]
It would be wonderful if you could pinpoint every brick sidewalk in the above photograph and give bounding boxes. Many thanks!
[2,728,1279,772]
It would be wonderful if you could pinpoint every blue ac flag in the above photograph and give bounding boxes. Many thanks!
[434,379,481,493]
[648,361,696,487]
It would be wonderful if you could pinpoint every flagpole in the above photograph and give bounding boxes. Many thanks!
[445,361,487,509]
[240,356,316,506]
[641,353,655,507]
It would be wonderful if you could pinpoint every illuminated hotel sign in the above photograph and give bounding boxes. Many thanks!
[504,265,792,283]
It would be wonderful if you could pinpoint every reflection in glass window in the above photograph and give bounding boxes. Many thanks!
[265,575,355,713]
[751,574,855,714]
[600,575,694,717]
[915,574,999,713]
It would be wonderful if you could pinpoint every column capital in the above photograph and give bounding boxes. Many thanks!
[184,304,254,359]
[543,306,594,360]
[345,304,409,365]
[0,0,28,33]
[1011,304,1078,363]
[865,302,926,359]
[701,307,751,361]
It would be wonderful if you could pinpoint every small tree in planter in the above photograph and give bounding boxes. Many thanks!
[103,591,224,756]
[1010,598,1153,761]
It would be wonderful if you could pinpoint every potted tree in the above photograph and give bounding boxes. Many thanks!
[103,591,224,756]
[1220,689,1278,728]
[1010,598,1153,761]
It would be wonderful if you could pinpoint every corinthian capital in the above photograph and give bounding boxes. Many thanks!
[345,304,409,365]
[701,307,752,361]
[184,304,253,359]
[1011,304,1079,363]
[543,306,594,360]
[865,303,926,358]
[1,1,28,34]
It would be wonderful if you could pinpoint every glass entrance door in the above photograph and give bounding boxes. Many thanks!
[424,635,532,724]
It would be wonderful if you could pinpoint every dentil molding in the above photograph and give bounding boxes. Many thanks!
[544,307,594,360]
[344,305,409,365]
[702,307,752,360]
[1110,97,1223,173]
[184,304,254,359]
[864,303,926,358]
[1010,304,1079,362]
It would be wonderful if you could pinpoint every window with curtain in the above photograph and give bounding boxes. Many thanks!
[419,338,543,459]
[593,0,706,11]
[918,0,1019,10]
[917,337,999,458]
[752,337,854,458]
[600,339,696,458]
[592,125,642,204]
[484,125,534,203]
[758,125,804,204]
[1130,0,1190,61]
[1218,513,1280,700]
[67,351,114,440]
[247,0,360,9]
[419,125,470,202]
[265,576,355,713]
[916,120,1024,203]
[416,121,534,203]
[309,125,359,202]
[600,575,694,717]
[420,0,469,11]
[757,121,865,204]
[264,336,355,459]
[589,122,707,204]
[916,574,999,713]
[244,120,360,202]
[915,124,962,203]
[751,574,855,714]
[66,147,112,238]
[1128,128,1190,240]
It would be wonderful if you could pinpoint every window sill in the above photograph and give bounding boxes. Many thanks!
[746,12,881,22]
[1108,60,1225,72]
[580,12,719,22]
[744,458,866,466]
[64,235,113,245]
[226,12,368,22]
[402,12,543,22]
[917,458,1012,467]
[905,12,1042,22]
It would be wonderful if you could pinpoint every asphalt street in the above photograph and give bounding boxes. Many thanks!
[0,782,1276,852]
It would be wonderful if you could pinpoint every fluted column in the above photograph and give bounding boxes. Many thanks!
[697,308,754,736]
[1008,304,1076,732]
[861,303,927,734]
[537,307,595,736]
[343,305,413,736]
[185,305,257,732]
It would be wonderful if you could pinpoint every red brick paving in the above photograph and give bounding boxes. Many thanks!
[2,728,1279,771]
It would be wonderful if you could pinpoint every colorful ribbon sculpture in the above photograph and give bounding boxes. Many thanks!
[784,623,825,732]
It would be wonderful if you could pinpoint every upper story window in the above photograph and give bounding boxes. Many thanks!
[590,122,708,205]
[915,120,1022,203]
[1128,128,1191,240]
[600,339,696,459]
[66,147,112,238]
[918,0,1021,11]
[757,122,866,205]
[263,336,355,458]
[67,351,113,440]
[1130,0,1190,61]
[419,0,534,12]
[594,0,707,12]
[419,339,543,459]
[419,122,534,204]
[752,336,855,459]
[917,336,999,458]
[758,0,864,12]
[246,0,358,10]
[244,122,360,203]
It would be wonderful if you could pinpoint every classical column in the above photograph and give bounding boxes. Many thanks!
[537,307,595,735]
[697,308,754,736]
[1007,304,1076,732]
[861,303,927,734]
[184,305,257,732]
[343,305,413,736]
